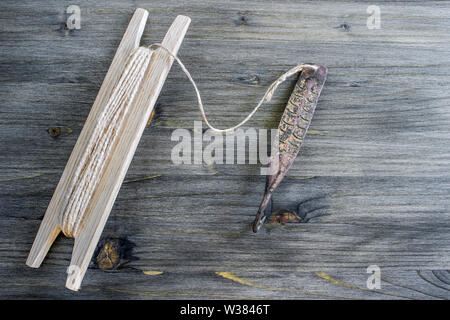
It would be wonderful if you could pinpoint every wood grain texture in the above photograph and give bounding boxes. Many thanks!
[0,0,449,299]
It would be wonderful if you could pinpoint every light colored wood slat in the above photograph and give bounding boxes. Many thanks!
[26,8,149,271]
[65,15,190,291]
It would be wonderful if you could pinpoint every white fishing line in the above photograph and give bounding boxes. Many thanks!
[148,43,317,134]
[61,44,314,236]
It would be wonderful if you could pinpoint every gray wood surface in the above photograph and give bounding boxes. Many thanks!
[0,0,449,299]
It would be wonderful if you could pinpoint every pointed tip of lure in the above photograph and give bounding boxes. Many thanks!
[252,211,266,233]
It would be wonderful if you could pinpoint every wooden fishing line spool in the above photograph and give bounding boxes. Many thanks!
[26,8,190,291]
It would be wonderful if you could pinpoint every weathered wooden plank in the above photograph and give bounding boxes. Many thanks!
[0,0,449,299]
[0,265,448,300]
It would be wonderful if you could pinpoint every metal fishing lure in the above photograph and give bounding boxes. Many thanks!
[252,64,328,232]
